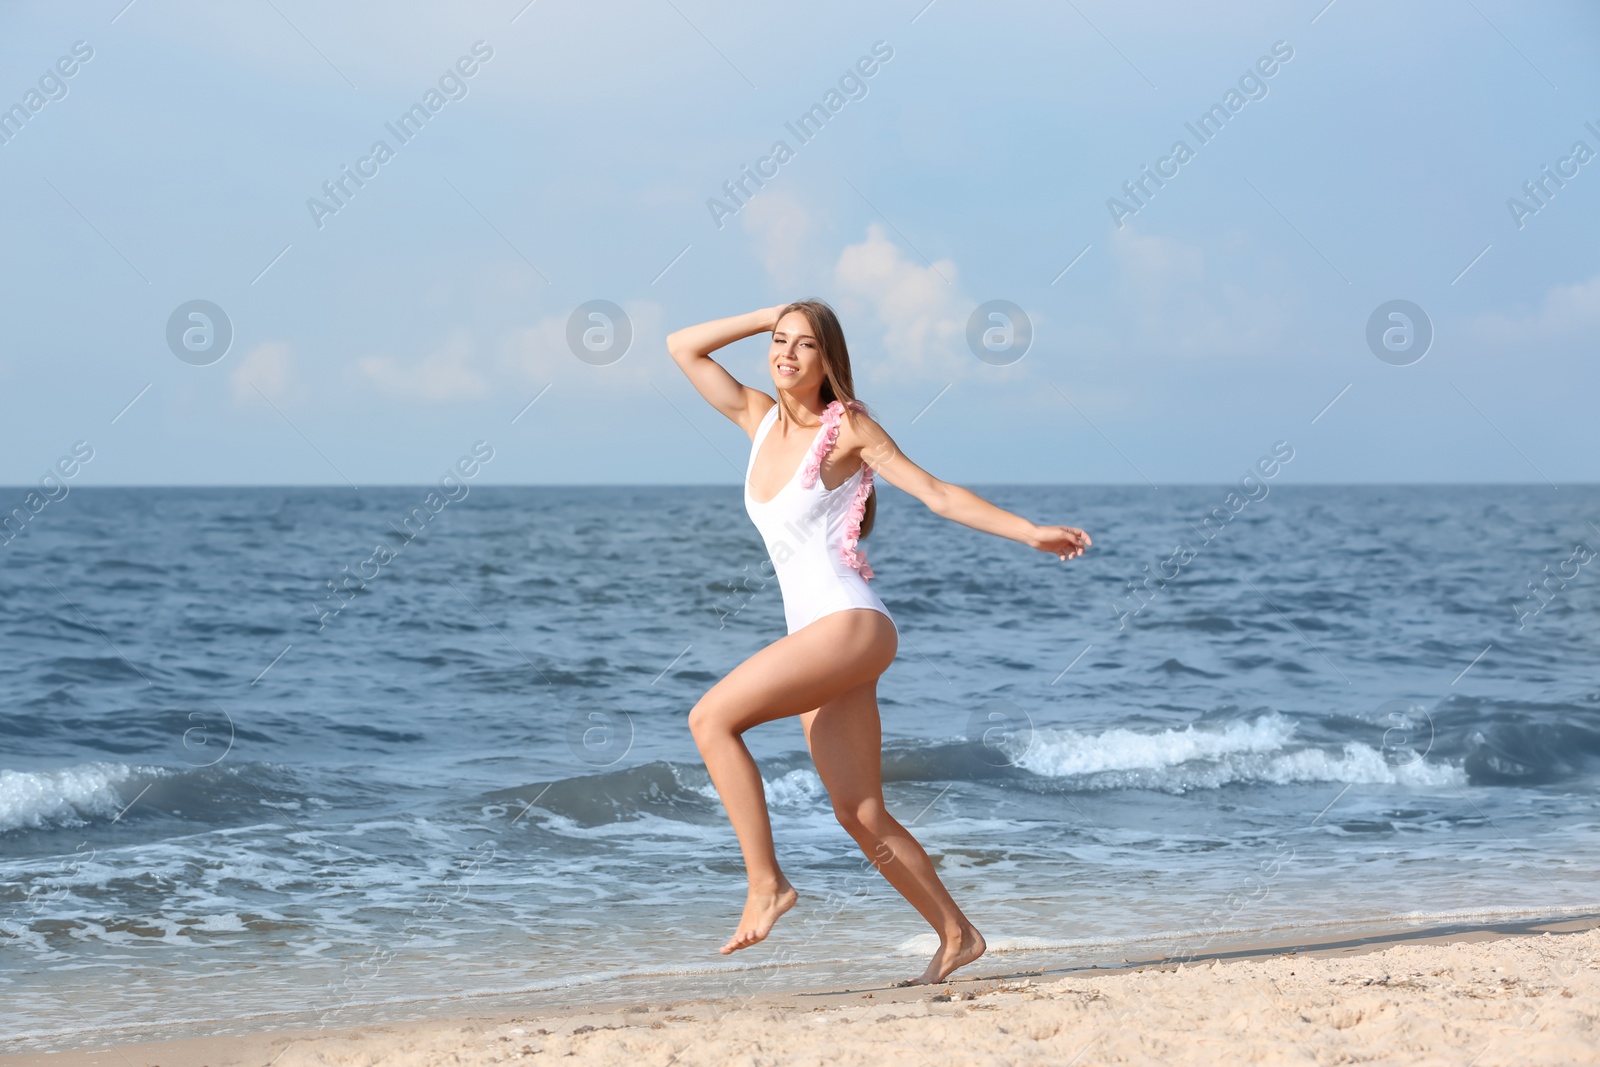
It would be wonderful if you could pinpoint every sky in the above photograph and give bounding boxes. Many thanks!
[0,0,1596,487]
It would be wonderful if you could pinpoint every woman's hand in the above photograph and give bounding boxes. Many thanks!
[1029,524,1091,561]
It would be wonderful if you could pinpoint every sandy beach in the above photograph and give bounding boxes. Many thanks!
[7,916,1595,1067]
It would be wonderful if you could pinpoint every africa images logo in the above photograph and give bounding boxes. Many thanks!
[306,41,494,230]
[1106,40,1294,228]
[705,41,894,230]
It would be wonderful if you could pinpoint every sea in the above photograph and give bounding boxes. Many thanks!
[2,484,1597,1051]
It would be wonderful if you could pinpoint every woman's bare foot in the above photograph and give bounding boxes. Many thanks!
[719,881,798,955]
[904,924,986,985]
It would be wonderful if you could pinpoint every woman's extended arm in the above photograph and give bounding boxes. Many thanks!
[666,307,785,436]
[930,483,1090,560]
[846,410,1091,561]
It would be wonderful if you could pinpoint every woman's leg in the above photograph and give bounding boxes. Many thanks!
[688,608,897,954]
[801,674,987,985]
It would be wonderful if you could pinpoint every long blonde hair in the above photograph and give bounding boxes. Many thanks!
[774,299,876,539]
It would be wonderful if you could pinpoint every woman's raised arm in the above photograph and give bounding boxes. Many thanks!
[666,306,785,437]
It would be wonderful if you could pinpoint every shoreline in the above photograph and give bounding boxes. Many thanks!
[6,910,1597,1066]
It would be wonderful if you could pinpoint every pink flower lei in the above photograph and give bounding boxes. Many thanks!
[799,399,876,581]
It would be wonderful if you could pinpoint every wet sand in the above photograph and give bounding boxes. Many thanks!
[5,915,1597,1067]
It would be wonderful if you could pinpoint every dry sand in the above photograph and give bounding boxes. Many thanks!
[6,918,1597,1067]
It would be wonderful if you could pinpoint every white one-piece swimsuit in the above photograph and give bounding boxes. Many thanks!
[743,399,897,636]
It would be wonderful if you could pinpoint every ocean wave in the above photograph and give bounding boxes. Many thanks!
[694,767,825,810]
[0,762,144,833]
[491,713,1467,830]
[0,760,330,836]
[1014,712,1465,792]
[1016,714,1295,777]
[484,761,720,829]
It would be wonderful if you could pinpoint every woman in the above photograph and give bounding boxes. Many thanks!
[666,299,1091,985]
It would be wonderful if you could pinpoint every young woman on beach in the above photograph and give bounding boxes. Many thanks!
[666,300,1091,985]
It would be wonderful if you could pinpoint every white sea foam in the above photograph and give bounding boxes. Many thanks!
[1016,713,1466,792]
[0,762,141,832]
[1017,714,1295,776]
[693,767,825,809]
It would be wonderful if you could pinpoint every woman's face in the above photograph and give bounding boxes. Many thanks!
[768,311,825,395]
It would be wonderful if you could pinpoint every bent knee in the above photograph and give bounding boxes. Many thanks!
[833,798,889,835]
[687,699,737,743]
[686,701,715,741]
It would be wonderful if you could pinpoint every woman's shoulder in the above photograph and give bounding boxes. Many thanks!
[830,398,887,455]
[832,397,879,429]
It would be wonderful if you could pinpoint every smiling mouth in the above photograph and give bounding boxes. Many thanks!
[776,364,798,376]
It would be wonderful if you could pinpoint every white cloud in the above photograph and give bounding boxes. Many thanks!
[1112,226,1207,292]
[1106,226,1294,358]
[497,300,666,384]
[1539,274,1600,334]
[500,313,568,382]
[740,189,815,293]
[1470,273,1600,345]
[357,330,488,401]
[831,222,972,383]
[231,342,298,406]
